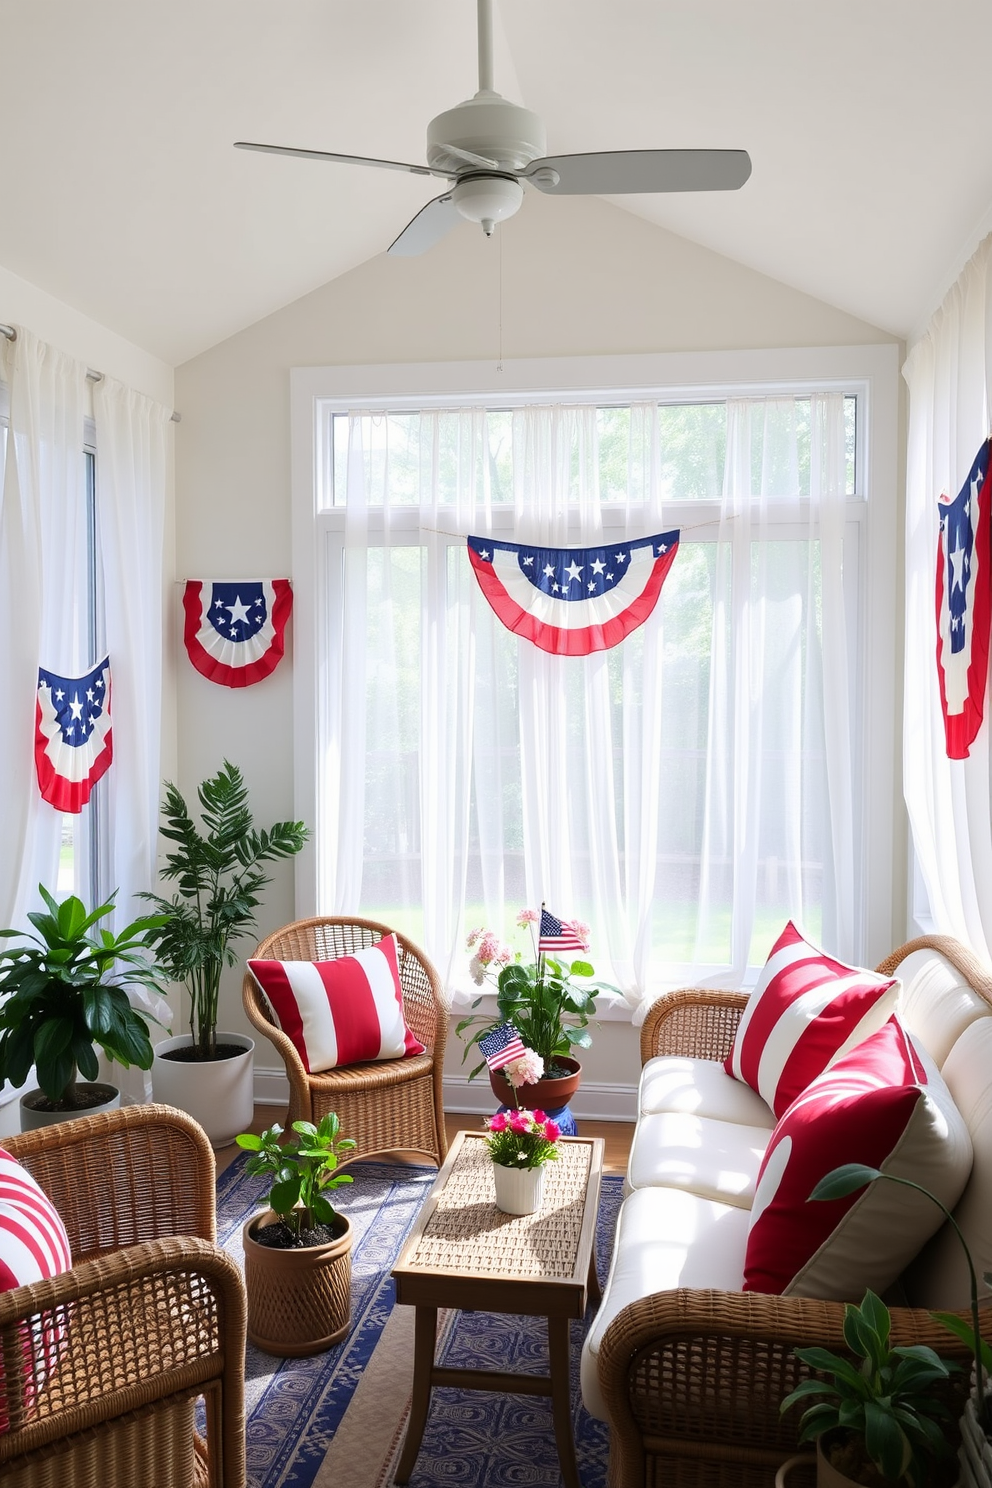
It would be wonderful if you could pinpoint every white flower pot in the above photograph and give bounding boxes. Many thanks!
[492,1161,545,1216]
[151,1032,254,1149]
[19,1082,120,1131]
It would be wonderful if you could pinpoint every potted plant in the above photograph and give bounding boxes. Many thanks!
[778,1287,958,1487]
[0,884,168,1129]
[236,1112,357,1356]
[456,907,614,1116]
[483,1106,561,1215]
[142,761,308,1146]
[809,1163,992,1488]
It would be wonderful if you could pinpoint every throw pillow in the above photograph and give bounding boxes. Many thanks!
[248,933,425,1073]
[743,1017,973,1299]
[725,920,901,1117]
[0,1148,73,1431]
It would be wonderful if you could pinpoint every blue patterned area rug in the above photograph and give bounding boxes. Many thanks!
[216,1152,623,1488]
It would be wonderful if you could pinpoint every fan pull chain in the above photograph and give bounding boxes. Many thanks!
[497,227,504,373]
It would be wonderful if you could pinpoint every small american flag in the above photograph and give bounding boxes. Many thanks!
[538,908,586,954]
[478,1022,525,1072]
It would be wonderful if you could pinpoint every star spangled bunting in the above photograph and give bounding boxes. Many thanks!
[467,531,679,655]
[478,1022,526,1072]
[183,579,292,688]
[35,658,112,813]
[538,909,586,954]
[935,440,992,759]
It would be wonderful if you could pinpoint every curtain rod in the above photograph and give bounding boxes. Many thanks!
[0,323,181,423]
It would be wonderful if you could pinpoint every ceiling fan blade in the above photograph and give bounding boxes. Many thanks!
[387,192,462,257]
[234,140,452,181]
[524,149,752,195]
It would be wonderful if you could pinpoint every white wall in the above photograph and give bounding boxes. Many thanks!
[174,193,903,1110]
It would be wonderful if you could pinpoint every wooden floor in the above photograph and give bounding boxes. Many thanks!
[216,1105,634,1178]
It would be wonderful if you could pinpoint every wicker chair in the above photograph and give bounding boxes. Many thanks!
[0,1102,246,1488]
[243,915,449,1166]
[595,937,992,1488]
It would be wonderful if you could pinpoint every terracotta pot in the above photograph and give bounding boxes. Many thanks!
[488,1055,582,1112]
[242,1209,352,1357]
[492,1161,545,1216]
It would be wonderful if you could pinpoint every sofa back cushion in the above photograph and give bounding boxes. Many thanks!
[904,1015,992,1308]
[894,948,990,1067]
[725,921,901,1118]
[742,1018,972,1299]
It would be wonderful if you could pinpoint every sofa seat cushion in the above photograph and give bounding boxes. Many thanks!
[743,1018,972,1300]
[626,1112,770,1208]
[725,920,901,1117]
[580,1186,749,1421]
[639,1055,776,1128]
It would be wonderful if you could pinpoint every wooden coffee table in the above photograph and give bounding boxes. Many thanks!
[391,1129,604,1487]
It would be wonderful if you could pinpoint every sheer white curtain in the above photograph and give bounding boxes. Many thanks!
[694,395,855,984]
[91,377,171,931]
[903,235,992,959]
[320,395,857,1013]
[0,328,88,928]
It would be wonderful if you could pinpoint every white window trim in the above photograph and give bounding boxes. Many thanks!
[290,344,900,973]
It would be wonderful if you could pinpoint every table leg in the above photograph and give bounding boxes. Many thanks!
[547,1316,580,1488]
[394,1305,437,1484]
[587,1250,602,1307]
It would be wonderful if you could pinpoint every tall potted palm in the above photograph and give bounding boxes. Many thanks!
[143,761,308,1146]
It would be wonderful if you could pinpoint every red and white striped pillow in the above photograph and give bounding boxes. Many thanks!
[725,921,900,1117]
[0,1148,73,1431]
[743,1018,972,1299]
[248,933,425,1074]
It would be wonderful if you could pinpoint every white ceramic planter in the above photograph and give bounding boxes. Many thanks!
[152,1032,255,1149]
[492,1161,545,1216]
[19,1082,121,1131]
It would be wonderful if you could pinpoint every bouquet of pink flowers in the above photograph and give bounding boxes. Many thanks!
[483,1107,562,1170]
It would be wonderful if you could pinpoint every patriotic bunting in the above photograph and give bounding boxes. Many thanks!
[183,579,292,688]
[35,657,113,812]
[935,440,992,759]
[467,531,679,655]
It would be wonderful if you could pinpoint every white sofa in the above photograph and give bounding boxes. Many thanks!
[581,936,992,1488]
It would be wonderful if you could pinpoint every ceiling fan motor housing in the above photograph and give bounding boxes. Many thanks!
[426,91,547,176]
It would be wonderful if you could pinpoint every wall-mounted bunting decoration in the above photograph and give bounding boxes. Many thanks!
[466,531,680,655]
[35,657,113,812]
[936,439,991,759]
[183,579,292,687]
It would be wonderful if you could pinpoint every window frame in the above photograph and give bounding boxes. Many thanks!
[290,345,900,977]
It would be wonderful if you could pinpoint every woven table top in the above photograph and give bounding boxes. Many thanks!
[399,1132,599,1281]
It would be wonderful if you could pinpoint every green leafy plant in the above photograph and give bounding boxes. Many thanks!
[780,1287,956,1486]
[814,1162,992,1436]
[456,910,615,1079]
[142,761,308,1059]
[0,885,168,1107]
[236,1114,356,1241]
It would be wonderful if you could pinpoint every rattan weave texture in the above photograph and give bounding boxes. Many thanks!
[0,1104,246,1488]
[243,916,448,1165]
[406,1137,593,1279]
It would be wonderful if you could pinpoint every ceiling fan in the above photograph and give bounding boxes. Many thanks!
[235,0,751,257]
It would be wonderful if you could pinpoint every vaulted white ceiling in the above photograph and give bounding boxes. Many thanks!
[1,0,989,365]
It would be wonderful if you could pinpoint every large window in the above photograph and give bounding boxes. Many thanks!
[292,351,898,1009]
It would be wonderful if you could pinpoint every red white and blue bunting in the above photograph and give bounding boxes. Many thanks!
[35,657,113,812]
[183,579,292,688]
[935,441,992,759]
[467,532,679,655]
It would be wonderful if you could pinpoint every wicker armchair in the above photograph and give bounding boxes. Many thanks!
[243,915,449,1166]
[596,938,992,1488]
[0,1102,246,1488]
